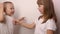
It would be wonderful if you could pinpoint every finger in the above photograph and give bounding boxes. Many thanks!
[19,17,25,21]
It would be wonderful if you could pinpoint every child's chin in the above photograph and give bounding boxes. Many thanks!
[9,14,13,16]
[11,13,14,15]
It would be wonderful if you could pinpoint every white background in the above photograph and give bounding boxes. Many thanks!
[0,0,60,34]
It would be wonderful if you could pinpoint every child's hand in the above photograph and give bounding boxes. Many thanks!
[19,19,25,24]
[18,17,25,25]
[13,17,25,25]
[13,19,20,25]
[18,17,25,21]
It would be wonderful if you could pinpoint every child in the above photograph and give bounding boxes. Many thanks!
[17,0,57,34]
[3,1,15,34]
[3,1,24,34]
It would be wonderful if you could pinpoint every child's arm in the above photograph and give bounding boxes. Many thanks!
[13,17,25,25]
[47,30,54,34]
[18,17,35,29]
[0,3,4,22]
[14,17,35,29]
[20,21,35,29]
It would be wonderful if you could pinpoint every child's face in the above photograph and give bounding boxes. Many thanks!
[5,3,15,16]
[38,5,44,14]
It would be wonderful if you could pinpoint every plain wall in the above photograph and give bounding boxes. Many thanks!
[0,0,60,34]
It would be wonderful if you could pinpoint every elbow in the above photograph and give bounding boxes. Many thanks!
[0,18,4,22]
[0,19,4,22]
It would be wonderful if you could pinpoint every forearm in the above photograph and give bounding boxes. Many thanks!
[15,17,35,29]
[20,22,35,29]
[47,30,54,34]
[0,3,4,22]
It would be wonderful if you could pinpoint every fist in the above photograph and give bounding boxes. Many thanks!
[13,19,20,25]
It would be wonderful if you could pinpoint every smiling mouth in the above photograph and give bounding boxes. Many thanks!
[11,11,14,14]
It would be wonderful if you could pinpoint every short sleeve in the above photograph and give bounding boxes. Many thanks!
[46,19,57,31]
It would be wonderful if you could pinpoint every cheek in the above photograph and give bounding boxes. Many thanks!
[12,9,15,13]
[38,7,42,12]
[38,7,41,11]
[38,7,44,13]
[7,9,12,14]
[11,9,15,14]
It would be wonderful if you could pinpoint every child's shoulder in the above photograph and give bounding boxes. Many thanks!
[46,19,55,24]
[5,15,14,19]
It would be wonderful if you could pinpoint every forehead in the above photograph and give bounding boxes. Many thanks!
[5,3,14,7]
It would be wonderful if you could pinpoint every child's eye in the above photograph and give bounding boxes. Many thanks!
[11,8,14,9]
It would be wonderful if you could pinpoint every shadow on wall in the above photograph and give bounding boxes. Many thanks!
[53,0,60,34]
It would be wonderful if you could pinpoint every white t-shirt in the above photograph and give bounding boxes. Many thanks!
[34,18,57,34]
[0,23,8,34]
[5,15,14,34]
[0,14,8,34]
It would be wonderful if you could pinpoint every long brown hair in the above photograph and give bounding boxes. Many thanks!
[37,0,57,23]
